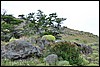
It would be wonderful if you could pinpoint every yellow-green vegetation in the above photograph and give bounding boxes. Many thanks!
[1,41,8,46]
[57,60,71,66]
[92,53,99,57]
[36,63,46,66]
[87,63,99,66]
[91,46,98,50]
[1,58,36,66]
[9,37,18,42]
[95,57,99,61]
[81,57,89,66]
[41,35,56,41]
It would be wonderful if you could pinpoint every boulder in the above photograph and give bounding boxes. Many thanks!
[81,45,93,55]
[44,54,58,65]
[1,39,42,60]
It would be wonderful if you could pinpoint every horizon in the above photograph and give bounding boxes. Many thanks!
[1,1,99,36]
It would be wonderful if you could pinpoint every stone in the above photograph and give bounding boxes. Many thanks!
[71,42,93,55]
[1,39,42,60]
[44,54,58,65]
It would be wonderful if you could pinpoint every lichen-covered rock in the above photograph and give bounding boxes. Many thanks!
[1,39,42,60]
[41,35,56,41]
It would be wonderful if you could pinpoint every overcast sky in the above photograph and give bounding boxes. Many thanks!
[1,1,99,36]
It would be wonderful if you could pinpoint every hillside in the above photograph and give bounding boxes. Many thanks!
[60,27,99,44]
[1,10,99,66]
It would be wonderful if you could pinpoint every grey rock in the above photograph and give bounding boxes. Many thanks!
[1,39,42,60]
[36,39,52,50]
[6,51,20,60]
[81,45,93,55]
[73,42,93,55]
[44,54,58,65]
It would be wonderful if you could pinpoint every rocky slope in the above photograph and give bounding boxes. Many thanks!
[60,27,99,44]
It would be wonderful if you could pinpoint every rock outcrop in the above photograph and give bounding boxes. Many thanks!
[73,42,93,55]
[1,39,42,60]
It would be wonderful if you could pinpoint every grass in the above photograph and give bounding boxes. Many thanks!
[1,58,36,66]
[91,46,98,50]
[87,63,99,66]
[1,58,69,66]
[61,28,99,44]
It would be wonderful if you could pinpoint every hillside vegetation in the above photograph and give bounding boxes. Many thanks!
[1,10,99,66]
[61,27,99,44]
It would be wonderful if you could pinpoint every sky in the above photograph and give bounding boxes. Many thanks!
[1,1,99,36]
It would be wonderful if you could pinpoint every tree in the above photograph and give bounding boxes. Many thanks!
[1,13,23,41]
[22,10,67,37]
[1,14,14,23]
[18,14,25,19]
[55,18,66,30]
[1,9,67,41]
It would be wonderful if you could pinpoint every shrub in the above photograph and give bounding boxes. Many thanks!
[41,35,56,41]
[75,38,79,41]
[49,41,83,65]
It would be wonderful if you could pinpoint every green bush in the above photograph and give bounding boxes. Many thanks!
[49,41,83,65]
[75,38,79,41]
[10,18,23,25]
[41,35,56,41]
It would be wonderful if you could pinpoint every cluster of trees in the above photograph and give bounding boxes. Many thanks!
[1,9,67,42]
[1,10,23,42]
